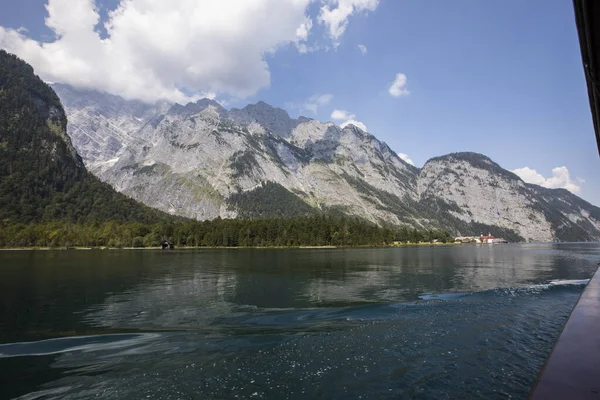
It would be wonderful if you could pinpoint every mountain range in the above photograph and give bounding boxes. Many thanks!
[52,84,600,242]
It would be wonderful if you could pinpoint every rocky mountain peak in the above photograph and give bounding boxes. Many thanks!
[342,123,367,134]
[297,116,313,123]
[424,152,522,183]
[230,101,298,138]
[425,152,492,165]
[167,98,226,117]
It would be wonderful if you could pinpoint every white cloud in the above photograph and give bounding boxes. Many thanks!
[330,109,366,131]
[288,93,334,114]
[319,0,380,43]
[0,0,369,103]
[296,18,313,42]
[295,18,313,53]
[340,119,367,132]
[331,109,355,120]
[398,153,414,166]
[389,73,409,97]
[511,166,582,193]
[304,93,334,114]
[357,44,367,55]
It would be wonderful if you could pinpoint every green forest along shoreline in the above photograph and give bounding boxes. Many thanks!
[0,216,454,249]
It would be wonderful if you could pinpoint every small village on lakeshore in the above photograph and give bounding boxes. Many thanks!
[390,232,509,246]
[453,233,509,244]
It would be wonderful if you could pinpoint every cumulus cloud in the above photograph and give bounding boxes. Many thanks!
[331,109,355,120]
[340,119,367,131]
[511,166,583,193]
[398,153,414,166]
[357,44,367,55]
[319,0,380,43]
[330,109,366,131]
[388,73,409,97]
[0,0,370,103]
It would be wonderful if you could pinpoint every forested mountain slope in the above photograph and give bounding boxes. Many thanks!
[0,50,172,224]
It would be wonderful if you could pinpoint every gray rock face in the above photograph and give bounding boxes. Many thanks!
[52,83,172,164]
[53,85,600,242]
[417,153,600,242]
[229,101,299,139]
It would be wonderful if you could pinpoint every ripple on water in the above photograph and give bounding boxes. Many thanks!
[4,280,586,399]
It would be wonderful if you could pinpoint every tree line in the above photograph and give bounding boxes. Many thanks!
[0,216,454,248]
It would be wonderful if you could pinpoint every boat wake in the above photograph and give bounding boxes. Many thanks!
[419,279,589,301]
[0,279,588,361]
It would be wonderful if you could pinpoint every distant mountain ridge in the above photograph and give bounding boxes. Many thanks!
[52,83,600,242]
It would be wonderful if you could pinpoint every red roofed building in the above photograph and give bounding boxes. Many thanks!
[480,232,494,244]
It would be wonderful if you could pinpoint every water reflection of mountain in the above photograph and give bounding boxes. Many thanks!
[453,244,599,291]
[80,246,600,331]
[305,245,599,305]
[83,253,239,330]
[0,251,179,342]
[2,245,597,342]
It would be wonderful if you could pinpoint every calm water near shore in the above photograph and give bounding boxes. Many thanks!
[0,243,599,399]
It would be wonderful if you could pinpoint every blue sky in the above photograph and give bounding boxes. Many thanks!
[1,0,599,205]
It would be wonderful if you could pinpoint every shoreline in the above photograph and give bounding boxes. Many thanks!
[0,243,464,251]
[2,241,590,252]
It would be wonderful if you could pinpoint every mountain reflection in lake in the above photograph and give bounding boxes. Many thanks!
[0,243,598,399]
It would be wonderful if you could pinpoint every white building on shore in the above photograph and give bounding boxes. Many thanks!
[454,233,508,244]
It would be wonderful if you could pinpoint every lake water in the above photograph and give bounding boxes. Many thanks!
[0,243,599,399]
